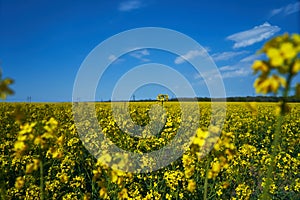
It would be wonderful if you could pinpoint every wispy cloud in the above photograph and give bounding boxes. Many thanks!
[118,0,143,12]
[196,52,261,80]
[217,53,262,78]
[240,54,263,63]
[269,2,300,18]
[227,22,281,49]
[198,65,251,80]
[108,54,124,64]
[174,49,208,64]
[212,51,248,61]
[219,65,236,71]
[108,55,117,62]
[221,67,252,79]
[130,49,150,62]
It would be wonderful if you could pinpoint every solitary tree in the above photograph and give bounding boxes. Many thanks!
[157,94,169,106]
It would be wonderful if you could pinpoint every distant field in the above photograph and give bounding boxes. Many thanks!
[0,102,299,199]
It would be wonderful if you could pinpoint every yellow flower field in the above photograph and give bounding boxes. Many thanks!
[0,102,299,199]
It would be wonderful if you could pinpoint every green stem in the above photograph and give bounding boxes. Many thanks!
[261,114,283,199]
[281,73,293,115]
[39,153,45,200]
[0,186,6,200]
[261,73,293,199]
[0,168,6,200]
[203,156,211,200]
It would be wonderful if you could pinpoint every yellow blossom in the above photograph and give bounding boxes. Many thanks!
[15,176,25,189]
[280,42,297,59]
[292,60,300,75]
[19,122,36,135]
[34,136,43,146]
[252,60,269,73]
[25,158,40,174]
[267,48,284,67]
[111,170,118,183]
[14,140,27,153]
[187,179,196,192]
[292,33,300,44]
[56,135,64,146]
[99,188,108,199]
[118,188,128,199]
[254,75,286,94]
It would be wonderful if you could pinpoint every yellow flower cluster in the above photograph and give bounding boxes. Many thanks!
[235,183,252,199]
[14,122,36,157]
[252,33,300,95]
[163,170,184,191]
[208,131,235,179]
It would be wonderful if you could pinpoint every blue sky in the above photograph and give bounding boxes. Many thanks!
[1,0,299,102]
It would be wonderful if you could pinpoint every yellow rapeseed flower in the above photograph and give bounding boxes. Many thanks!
[60,173,69,183]
[111,170,118,183]
[267,48,284,67]
[187,179,196,192]
[292,34,300,44]
[292,60,300,75]
[118,188,128,199]
[14,140,27,152]
[266,48,280,59]
[252,60,269,73]
[56,135,64,146]
[271,56,284,67]
[48,117,58,126]
[19,122,36,135]
[254,75,286,94]
[15,176,25,189]
[280,42,297,59]
[34,135,43,146]
[25,158,40,174]
[99,188,108,199]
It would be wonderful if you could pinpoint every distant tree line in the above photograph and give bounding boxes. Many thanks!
[99,96,300,103]
[124,96,300,102]
[168,96,300,102]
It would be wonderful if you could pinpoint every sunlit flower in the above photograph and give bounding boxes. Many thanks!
[13,140,27,153]
[252,60,269,73]
[292,60,300,75]
[267,48,284,66]
[15,176,25,189]
[187,179,196,192]
[280,42,297,59]
[99,188,108,199]
[118,188,128,199]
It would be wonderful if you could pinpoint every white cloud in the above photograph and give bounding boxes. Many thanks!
[194,66,251,81]
[270,8,283,17]
[108,54,124,64]
[196,52,259,80]
[217,52,262,78]
[270,2,300,17]
[212,51,248,61]
[221,67,251,79]
[174,49,207,64]
[118,0,143,12]
[108,55,117,62]
[219,65,236,71]
[130,49,150,62]
[240,54,263,63]
[227,22,281,49]
[194,69,221,81]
